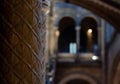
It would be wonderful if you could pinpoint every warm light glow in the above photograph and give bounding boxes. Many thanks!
[88,29,92,34]
[56,30,60,37]
[92,56,98,60]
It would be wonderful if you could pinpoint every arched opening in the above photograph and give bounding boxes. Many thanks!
[58,17,76,53]
[58,72,98,84]
[66,79,90,84]
[67,0,120,32]
[80,17,98,54]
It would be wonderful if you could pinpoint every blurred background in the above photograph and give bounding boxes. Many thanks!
[45,0,120,84]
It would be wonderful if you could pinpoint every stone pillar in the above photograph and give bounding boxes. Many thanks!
[55,29,60,54]
[0,0,49,84]
[75,26,80,53]
[101,19,106,84]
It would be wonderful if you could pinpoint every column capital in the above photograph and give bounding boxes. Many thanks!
[42,0,50,15]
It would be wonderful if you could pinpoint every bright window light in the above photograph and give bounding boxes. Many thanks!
[92,55,98,60]
[69,43,76,54]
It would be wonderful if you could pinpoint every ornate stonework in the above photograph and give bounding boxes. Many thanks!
[0,0,49,84]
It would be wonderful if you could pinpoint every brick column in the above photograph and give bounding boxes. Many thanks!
[0,0,49,84]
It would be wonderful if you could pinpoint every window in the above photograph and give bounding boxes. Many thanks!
[69,43,77,54]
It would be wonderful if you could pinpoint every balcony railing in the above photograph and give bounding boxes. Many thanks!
[56,53,101,63]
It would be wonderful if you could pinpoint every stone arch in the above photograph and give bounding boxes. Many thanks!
[80,16,98,36]
[58,16,76,52]
[58,71,99,84]
[54,15,77,27]
[64,0,120,32]
[79,16,98,53]
[79,15,99,27]
[58,16,76,31]
[66,79,90,84]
